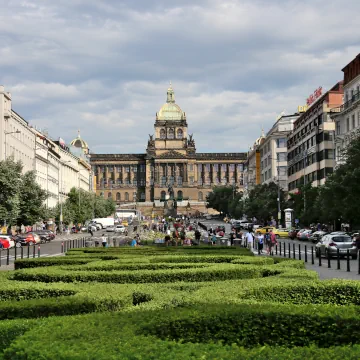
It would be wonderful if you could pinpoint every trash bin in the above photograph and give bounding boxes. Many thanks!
[85,240,93,248]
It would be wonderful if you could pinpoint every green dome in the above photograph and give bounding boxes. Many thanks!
[157,83,186,121]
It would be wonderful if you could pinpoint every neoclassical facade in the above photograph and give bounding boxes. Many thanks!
[90,85,246,213]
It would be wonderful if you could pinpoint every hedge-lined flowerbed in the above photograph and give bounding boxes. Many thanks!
[3,246,360,358]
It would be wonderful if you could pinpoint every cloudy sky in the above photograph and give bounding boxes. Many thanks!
[1,0,359,154]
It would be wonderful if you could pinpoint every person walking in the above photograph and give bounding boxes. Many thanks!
[265,230,271,254]
[89,228,94,237]
[268,230,278,255]
[101,234,107,247]
[230,230,235,246]
[246,230,254,250]
[257,233,264,254]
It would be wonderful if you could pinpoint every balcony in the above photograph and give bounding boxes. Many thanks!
[331,90,360,115]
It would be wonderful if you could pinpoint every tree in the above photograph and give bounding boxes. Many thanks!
[0,157,22,225]
[206,186,236,215]
[287,181,321,226]
[244,182,286,225]
[17,171,48,226]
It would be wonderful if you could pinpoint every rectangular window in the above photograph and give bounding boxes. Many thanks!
[125,166,130,173]
[230,164,235,171]
[189,164,194,171]
[325,149,334,159]
[346,118,350,132]
[189,176,194,185]
[133,179,137,186]
[133,166,138,172]
[336,122,341,135]
[140,164,145,172]
[352,114,356,129]
[213,164,218,171]
[125,179,130,185]
[277,152,287,162]
[278,166,287,176]
[237,164,244,172]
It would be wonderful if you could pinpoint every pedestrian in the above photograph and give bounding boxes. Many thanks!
[265,231,271,254]
[89,228,94,237]
[268,230,278,255]
[101,234,107,247]
[257,233,264,254]
[203,231,209,245]
[131,237,137,247]
[230,231,235,246]
[211,233,217,246]
[246,231,254,250]
[195,229,201,244]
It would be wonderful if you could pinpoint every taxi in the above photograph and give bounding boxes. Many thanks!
[121,220,129,227]
[255,226,289,238]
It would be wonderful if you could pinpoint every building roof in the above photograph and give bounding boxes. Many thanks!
[90,154,146,161]
[157,83,186,121]
[195,153,247,160]
[70,130,89,151]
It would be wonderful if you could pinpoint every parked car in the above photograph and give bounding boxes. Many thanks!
[315,233,357,259]
[43,230,55,240]
[26,233,41,244]
[288,229,301,240]
[13,234,37,247]
[297,229,313,241]
[0,236,15,249]
[114,225,126,233]
[87,225,97,233]
[106,226,115,232]
[309,231,327,244]
[205,215,212,220]
[32,231,52,243]
[121,220,129,227]
[89,222,101,231]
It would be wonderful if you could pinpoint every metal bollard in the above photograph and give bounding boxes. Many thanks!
[14,246,17,261]
[27,245,30,258]
[279,242,282,256]
[72,239,75,248]
[38,245,41,258]
[337,248,341,270]
[319,250,322,266]
[293,243,296,259]
[347,250,350,272]
[275,244,278,255]
[311,246,314,264]
[298,244,301,260]
[304,245,307,262]
[113,238,116,247]
[21,246,24,259]
[61,242,64,253]
[327,252,331,268]
[33,245,36,258]
[6,249,10,265]
[288,243,291,258]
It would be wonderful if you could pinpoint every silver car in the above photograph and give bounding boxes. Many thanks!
[315,234,358,259]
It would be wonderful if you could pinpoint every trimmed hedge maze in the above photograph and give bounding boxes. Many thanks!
[1,246,360,359]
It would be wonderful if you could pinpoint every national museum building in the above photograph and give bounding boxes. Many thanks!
[90,85,246,214]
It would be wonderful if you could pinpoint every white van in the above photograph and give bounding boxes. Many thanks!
[91,218,114,229]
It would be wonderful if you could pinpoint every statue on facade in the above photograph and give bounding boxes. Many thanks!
[188,134,195,147]
[147,134,155,149]
[168,183,174,199]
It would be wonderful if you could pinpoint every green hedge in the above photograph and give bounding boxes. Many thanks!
[11,264,274,284]
[14,257,97,270]
[4,308,360,360]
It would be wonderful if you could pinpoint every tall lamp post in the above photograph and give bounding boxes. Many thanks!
[4,130,21,159]
[78,167,90,224]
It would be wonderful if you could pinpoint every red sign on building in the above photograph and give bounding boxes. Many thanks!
[306,87,322,106]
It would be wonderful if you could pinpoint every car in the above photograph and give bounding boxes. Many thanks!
[205,215,212,220]
[43,230,56,240]
[13,234,37,247]
[27,232,41,244]
[89,222,101,231]
[297,229,313,241]
[32,231,52,243]
[256,227,288,239]
[121,220,129,227]
[0,236,15,249]
[288,228,301,240]
[296,229,307,239]
[114,225,126,233]
[309,231,327,244]
[106,226,115,232]
[87,225,97,232]
[315,233,358,259]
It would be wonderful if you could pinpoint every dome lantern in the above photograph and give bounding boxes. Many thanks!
[157,83,186,121]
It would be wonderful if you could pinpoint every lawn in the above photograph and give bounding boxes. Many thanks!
[1,245,360,359]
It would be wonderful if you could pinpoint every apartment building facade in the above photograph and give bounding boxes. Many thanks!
[287,82,343,192]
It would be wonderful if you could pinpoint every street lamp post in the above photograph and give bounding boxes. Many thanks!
[4,130,21,159]
[59,160,72,233]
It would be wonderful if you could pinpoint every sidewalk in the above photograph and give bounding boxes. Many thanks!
[251,245,360,281]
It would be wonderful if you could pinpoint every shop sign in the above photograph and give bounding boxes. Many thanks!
[307,87,322,106]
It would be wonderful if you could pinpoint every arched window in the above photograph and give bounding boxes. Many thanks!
[161,191,166,200]
[116,192,121,201]
[177,190,183,200]
[177,129,183,139]
[198,191,203,201]
[125,192,129,201]
[168,128,174,139]
[108,192,112,199]
[160,129,166,139]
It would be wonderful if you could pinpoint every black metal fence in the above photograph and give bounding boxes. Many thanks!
[253,239,360,274]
